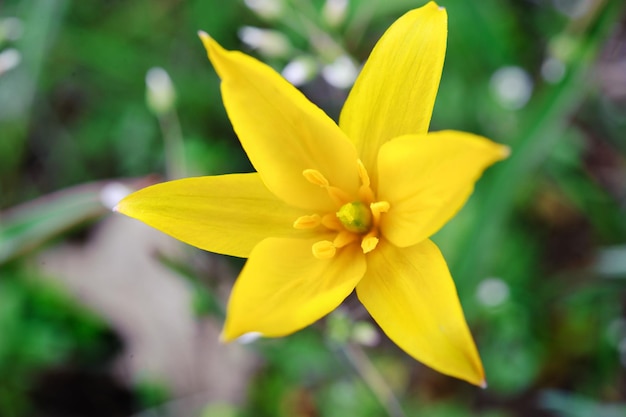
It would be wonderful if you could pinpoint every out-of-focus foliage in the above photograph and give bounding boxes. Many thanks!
[1,0,625,416]
[0,267,118,416]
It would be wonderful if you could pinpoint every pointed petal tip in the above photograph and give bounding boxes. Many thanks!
[198,30,218,54]
[425,1,446,12]
[471,363,487,388]
[111,194,132,215]
[220,328,263,344]
[500,145,512,159]
[198,31,230,72]
[338,0,448,174]
[218,329,230,344]
[112,198,127,214]
[197,30,210,40]
[428,1,445,11]
[198,31,213,51]
[237,331,263,344]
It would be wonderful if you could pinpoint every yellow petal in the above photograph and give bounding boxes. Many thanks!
[339,1,447,184]
[199,33,359,212]
[378,131,509,248]
[115,173,310,258]
[222,238,366,340]
[357,239,485,386]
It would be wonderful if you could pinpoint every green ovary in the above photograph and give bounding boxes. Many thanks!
[336,202,372,234]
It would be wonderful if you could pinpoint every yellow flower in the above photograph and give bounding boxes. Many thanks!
[116,1,509,386]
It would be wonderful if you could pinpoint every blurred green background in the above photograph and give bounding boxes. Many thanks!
[1,0,625,416]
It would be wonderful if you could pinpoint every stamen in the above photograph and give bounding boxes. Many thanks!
[303,169,351,206]
[303,169,329,187]
[370,200,390,225]
[371,201,390,213]
[358,185,375,204]
[361,235,379,254]
[357,160,370,188]
[333,231,358,248]
[300,163,386,257]
[293,214,321,229]
[312,240,336,259]
[326,186,351,206]
[322,213,343,231]
[357,159,375,203]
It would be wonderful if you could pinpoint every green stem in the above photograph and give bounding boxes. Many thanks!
[338,342,408,417]
[158,109,186,180]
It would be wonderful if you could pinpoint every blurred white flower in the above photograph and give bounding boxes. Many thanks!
[321,54,358,89]
[490,66,533,110]
[0,48,21,76]
[244,0,285,20]
[238,26,291,58]
[541,57,566,84]
[351,321,380,347]
[145,67,176,115]
[102,182,133,210]
[476,277,510,307]
[282,55,318,86]
[323,0,349,27]
[595,245,626,278]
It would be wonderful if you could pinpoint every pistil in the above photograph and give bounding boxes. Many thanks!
[336,201,372,234]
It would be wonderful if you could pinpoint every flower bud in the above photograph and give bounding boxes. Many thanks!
[145,67,176,115]
[244,0,285,20]
[322,0,349,27]
[238,26,292,58]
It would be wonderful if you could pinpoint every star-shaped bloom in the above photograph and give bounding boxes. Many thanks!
[116,1,509,386]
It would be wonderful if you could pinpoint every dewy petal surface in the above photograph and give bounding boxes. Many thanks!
[200,33,360,212]
[222,238,366,340]
[339,1,447,184]
[356,239,485,386]
[378,131,509,248]
[115,173,310,258]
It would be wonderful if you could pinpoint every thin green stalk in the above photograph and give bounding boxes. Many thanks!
[157,109,187,180]
[338,342,408,417]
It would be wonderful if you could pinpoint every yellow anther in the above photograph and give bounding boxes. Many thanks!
[312,240,336,259]
[303,169,329,187]
[371,201,390,214]
[370,200,390,224]
[361,236,379,254]
[293,214,321,229]
[357,159,370,188]
[333,231,358,248]
[337,201,372,234]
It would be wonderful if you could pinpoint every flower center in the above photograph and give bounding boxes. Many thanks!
[336,202,371,234]
[293,160,390,259]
